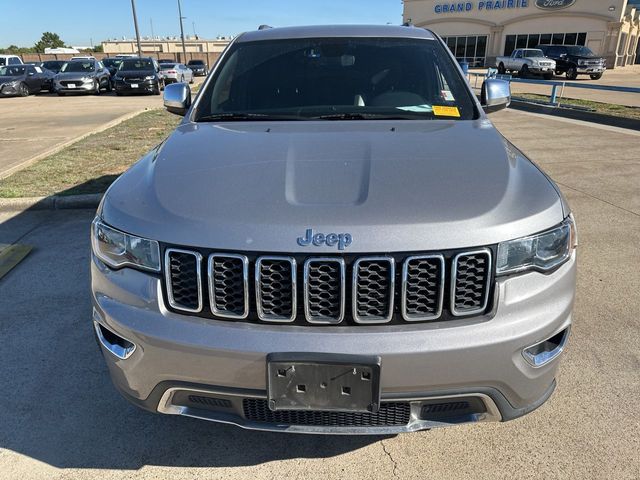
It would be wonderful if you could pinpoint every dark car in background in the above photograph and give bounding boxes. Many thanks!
[537,44,606,80]
[114,57,163,95]
[0,64,52,97]
[187,59,207,76]
[55,59,111,95]
[41,60,66,74]
[102,58,123,87]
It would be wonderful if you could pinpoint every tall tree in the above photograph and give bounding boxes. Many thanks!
[34,32,66,52]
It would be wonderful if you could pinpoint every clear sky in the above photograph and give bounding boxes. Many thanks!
[0,0,404,48]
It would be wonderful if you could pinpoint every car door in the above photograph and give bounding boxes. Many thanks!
[24,65,42,92]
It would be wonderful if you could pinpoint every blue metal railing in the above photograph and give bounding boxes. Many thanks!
[468,71,640,106]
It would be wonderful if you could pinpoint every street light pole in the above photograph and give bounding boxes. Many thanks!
[130,0,143,57]
[178,0,187,62]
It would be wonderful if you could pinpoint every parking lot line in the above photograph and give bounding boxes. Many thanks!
[0,243,32,280]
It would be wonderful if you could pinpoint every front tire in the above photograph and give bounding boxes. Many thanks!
[18,82,29,97]
[519,64,529,78]
[566,66,578,80]
[106,79,113,92]
[590,73,603,80]
[543,72,553,80]
[94,80,101,95]
[497,63,506,75]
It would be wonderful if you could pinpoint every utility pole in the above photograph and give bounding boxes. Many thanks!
[130,0,143,57]
[150,18,157,59]
[192,21,198,40]
[178,0,187,62]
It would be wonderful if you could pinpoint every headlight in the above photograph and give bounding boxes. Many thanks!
[578,60,586,66]
[8,80,20,87]
[81,76,94,82]
[144,75,156,80]
[496,216,576,275]
[91,218,160,272]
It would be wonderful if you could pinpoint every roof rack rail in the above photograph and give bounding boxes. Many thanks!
[258,25,273,30]
[402,22,414,27]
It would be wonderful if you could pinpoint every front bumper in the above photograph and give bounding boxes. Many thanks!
[56,81,94,93]
[577,66,606,74]
[529,66,555,74]
[91,253,576,433]
[115,79,157,94]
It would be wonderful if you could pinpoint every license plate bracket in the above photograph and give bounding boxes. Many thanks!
[267,353,381,413]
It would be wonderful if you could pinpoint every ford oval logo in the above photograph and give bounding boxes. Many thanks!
[535,0,576,10]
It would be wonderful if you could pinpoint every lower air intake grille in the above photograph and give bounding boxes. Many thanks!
[452,250,491,316]
[243,399,411,427]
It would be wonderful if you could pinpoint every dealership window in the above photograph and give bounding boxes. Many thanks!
[442,35,488,67]
[504,33,587,55]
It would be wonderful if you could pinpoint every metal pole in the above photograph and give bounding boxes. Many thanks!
[178,0,187,62]
[130,0,143,57]
[150,18,157,59]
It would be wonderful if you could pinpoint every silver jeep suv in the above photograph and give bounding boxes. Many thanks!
[91,25,577,434]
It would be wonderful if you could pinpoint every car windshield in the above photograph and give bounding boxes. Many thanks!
[195,37,476,121]
[119,59,154,71]
[61,61,95,73]
[42,61,64,70]
[103,59,122,67]
[0,65,26,76]
[565,46,596,57]
[522,49,544,58]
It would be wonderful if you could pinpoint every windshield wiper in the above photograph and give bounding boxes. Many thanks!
[313,112,427,120]
[196,113,307,122]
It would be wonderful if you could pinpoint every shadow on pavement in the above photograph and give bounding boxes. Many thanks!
[0,184,386,470]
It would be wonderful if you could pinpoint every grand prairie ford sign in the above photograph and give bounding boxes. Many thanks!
[535,0,576,9]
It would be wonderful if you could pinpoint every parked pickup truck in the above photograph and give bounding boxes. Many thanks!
[496,49,556,79]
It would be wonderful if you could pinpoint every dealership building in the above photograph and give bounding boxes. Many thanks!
[403,0,640,68]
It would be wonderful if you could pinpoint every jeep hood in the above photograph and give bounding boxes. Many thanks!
[102,119,566,253]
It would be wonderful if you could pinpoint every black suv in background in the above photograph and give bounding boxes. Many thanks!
[537,44,606,80]
[114,57,164,95]
[187,59,207,76]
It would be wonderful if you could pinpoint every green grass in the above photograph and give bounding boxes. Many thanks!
[0,109,181,198]
[515,93,640,120]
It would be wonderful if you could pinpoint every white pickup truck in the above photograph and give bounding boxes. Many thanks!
[496,49,556,79]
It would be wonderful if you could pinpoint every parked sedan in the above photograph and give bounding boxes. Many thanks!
[187,59,207,76]
[159,63,194,84]
[0,64,51,97]
[55,60,111,95]
[114,57,164,95]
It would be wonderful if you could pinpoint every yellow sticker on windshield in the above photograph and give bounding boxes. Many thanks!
[433,106,461,118]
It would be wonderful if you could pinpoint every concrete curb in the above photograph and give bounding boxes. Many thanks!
[0,193,102,213]
[510,99,640,131]
[0,108,152,180]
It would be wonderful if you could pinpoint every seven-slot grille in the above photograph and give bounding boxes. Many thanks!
[163,248,493,324]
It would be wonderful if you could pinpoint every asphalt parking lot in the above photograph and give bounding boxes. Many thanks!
[0,109,638,479]
[0,78,205,179]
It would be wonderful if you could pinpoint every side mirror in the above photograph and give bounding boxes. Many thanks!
[481,78,511,114]
[164,82,192,116]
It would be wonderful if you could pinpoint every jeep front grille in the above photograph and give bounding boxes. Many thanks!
[451,250,492,316]
[163,248,494,325]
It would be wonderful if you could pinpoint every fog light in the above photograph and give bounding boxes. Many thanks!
[523,328,570,367]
